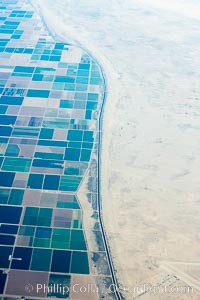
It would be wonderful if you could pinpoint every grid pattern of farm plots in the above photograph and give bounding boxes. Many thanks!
[0,0,111,298]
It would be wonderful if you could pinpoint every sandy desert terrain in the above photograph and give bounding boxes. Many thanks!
[33,0,200,298]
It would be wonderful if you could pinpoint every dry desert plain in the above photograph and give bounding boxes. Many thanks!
[33,0,200,299]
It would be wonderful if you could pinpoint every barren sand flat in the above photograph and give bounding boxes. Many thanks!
[34,0,200,299]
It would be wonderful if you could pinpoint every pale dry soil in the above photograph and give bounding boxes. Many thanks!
[32,0,200,299]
